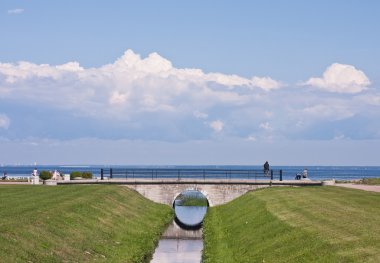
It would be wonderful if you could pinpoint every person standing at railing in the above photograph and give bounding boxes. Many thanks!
[264,161,270,176]
[303,168,308,178]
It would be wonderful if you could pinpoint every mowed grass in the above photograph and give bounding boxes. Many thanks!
[203,186,380,263]
[0,185,173,262]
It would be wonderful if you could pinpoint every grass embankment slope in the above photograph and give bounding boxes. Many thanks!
[0,185,172,262]
[203,187,380,263]
[179,196,208,206]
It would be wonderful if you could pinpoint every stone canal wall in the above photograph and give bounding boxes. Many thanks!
[125,183,268,206]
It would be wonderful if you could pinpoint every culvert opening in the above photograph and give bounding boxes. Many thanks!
[172,190,209,230]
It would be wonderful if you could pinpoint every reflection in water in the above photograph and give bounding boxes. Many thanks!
[151,221,203,263]
[162,220,203,240]
[175,206,207,227]
[151,239,203,263]
[151,191,208,263]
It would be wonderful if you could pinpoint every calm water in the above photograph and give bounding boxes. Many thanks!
[1,165,380,180]
[151,204,207,263]
[151,221,203,263]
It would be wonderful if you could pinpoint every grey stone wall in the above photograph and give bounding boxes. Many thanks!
[125,184,268,207]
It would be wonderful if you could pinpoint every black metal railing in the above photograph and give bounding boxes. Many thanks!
[100,168,283,181]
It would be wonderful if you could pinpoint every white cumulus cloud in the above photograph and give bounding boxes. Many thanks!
[193,111,208,119]
[304,63,370,93]
[0,49,283,118]
[251,76,283,91]
[109,91,129,105]
[0,114,10,129]
[8,9,24,14]
[210,120,224,133]
[259,122,272,131]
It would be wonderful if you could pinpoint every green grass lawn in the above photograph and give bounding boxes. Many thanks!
[0,185,173,262]
[203,186,380,263]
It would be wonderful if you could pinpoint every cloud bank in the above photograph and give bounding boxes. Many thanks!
[0,50,378,142]
[0,50,280,114]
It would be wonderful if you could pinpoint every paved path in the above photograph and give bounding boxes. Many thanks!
[335,183,380,193]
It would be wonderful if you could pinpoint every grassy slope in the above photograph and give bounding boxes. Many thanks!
[179,196,208,206]
[0,185,173,262]
[203,186,380,263]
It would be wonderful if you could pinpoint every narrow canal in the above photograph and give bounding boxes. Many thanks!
[151,190,208,263]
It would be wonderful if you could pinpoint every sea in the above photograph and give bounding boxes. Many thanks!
[1,165,380,181]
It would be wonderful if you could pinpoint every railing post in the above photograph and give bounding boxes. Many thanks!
[177,170,180,180]
[110,168,113,179]
[280,169,283,181]
[270,170,273,180]
[101,168,104,180]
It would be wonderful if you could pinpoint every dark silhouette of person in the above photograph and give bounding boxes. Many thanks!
[264,161,270,176]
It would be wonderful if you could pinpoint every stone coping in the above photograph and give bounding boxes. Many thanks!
[57,178,322,186]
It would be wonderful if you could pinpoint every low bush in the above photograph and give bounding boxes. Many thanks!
[70,171,82,180]
[39,171,52,180]
[82,172,93,179]
[70,171,93,179]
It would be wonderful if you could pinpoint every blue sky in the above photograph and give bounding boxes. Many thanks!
[0,1,379,165]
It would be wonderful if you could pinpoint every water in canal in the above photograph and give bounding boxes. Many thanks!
[151,190,208,263]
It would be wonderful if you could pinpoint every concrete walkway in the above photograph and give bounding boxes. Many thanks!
[335,183,380,193]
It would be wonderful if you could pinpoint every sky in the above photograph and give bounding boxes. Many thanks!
[0,1,379,165]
